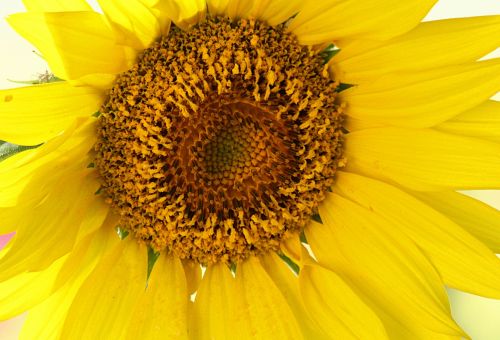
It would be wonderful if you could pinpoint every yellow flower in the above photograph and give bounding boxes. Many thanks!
[1,0,500,339]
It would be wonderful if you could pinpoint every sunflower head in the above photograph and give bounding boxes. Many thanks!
[95,16,344,264]
[1,1,500,339]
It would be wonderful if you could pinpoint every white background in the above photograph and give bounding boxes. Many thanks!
[0,0,499,339]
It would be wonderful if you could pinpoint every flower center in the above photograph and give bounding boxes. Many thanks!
[95,17,344,264]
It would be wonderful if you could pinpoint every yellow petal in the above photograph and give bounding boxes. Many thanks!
[334,16,500,84]
[436,100,500,143]
[207,0,230,16]
[19,228,119,340]
[0,171,102,281]
[330,38,383,61]
[75,198,110,242]
[7,218,110,332]
[98,0,160,49]
[0,120,92,197]
[0,121,78,172]
[20,277,81,340]
[0,82,102,145]
[22,0,92,11]
[126,256,189,340]
[73,72,123,90]
[54,224,116,291]
[141,0,172,35]
[156,0,206,30]
[413,190,500,254]
[344,116,384,133]
[288,0,437,45]
[308,193,464,337]
[233,257,303,339]
[259,253,330,340]
[375,314,465,340]
[341,59,500,128]
[0,119,96,208]
[251,0,301,26]
[280,234,302,264]
[0,160,64,210]
[182,259,202,295]
[191,263,236,340]
[61,241,147,339]
[345,127,500,191]
[0,120,99,258]
[20,280,77,340]
[0,160,50,210]
[0,255,65,320]
[7,11,128,81]
[334,171,500,298]
[225,0,256,20]
[299,263,388,339]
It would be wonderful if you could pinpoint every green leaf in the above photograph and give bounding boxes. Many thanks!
[278,252,300,275]
[320,43,340,65]
[147,247,160,285]
[0,141,40,162]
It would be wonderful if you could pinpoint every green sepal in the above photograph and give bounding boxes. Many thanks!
[229,262,237,275]
[311,213,322,224]
[0,141,40,162]
[336,83,354,92]
[299,231,308,244]
[320,43,340,65]
[147,247,160,285]
[278,252,300,275]
[116,226,129,240]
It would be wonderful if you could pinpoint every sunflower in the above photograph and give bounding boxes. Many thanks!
[1,0,500,338]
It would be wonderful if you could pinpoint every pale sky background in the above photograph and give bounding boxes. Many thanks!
[0,0,499,339]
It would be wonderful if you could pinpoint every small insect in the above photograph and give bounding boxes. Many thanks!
[36,70,58,84]
[7,69,60,85]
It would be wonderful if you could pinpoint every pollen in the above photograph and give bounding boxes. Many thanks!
[95,17,344,264]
